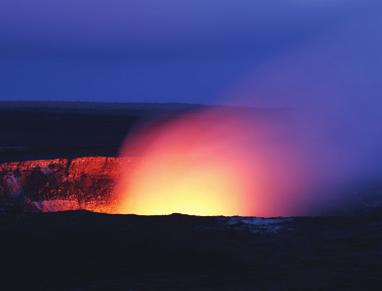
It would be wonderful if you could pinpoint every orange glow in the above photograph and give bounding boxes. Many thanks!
[121,161,244,216]
[114,108,307,217]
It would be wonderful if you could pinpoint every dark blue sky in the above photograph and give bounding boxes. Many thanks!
[0,0,374,104]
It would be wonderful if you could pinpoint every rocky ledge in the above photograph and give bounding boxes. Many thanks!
[0,156,136,213]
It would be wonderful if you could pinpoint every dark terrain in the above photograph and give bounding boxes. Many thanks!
[0,101,284,162]
[0,102,381,290]
[0,101,204,162]
[0,211,381,291]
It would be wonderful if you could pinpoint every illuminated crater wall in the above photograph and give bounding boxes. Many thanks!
[0,157,131,213]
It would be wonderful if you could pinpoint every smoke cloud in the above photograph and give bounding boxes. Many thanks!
[115,1,382,216]
[221,0,382,214]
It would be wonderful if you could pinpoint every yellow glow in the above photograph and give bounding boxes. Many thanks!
[113,109,275,216]
[118,156,243,215]
[113,108,313,217]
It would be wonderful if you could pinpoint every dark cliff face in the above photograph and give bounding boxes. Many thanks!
[0,157,136,213]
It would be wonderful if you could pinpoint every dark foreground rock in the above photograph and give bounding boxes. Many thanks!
[0,211,381,291]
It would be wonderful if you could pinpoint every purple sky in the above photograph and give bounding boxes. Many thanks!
[0,0,376,104]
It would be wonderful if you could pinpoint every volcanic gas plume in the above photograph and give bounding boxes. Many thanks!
[113,108,334,217]
[114,2,382,217]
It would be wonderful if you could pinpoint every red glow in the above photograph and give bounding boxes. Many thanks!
[114,108,308,216]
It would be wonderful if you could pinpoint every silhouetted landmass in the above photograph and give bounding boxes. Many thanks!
[0,211,381,290]
[0,101,207,162]
[0,101,286,162]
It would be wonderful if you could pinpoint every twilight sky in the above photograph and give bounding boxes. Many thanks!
[0,0,376,104]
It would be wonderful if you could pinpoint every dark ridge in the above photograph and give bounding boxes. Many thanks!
[0,102,204,162]
[0,210,381,290]
[0,101,288,162]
